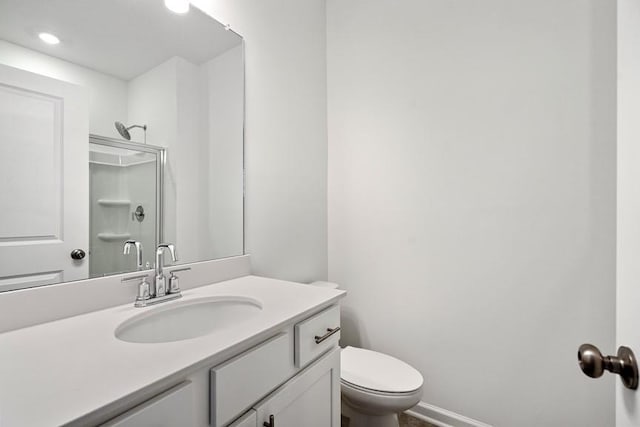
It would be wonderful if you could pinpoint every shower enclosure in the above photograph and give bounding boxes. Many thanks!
[88,135,164,277]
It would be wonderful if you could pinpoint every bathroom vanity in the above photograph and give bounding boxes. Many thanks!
[0,275,345,427]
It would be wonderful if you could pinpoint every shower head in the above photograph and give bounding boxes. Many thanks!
[114,121,130,140]
[114,121,147,141]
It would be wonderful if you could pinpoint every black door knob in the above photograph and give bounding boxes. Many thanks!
[70,249,86,260]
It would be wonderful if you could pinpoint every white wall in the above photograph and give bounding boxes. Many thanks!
[127,53,244,264]
[205,45,244,260]
[617,0,640,425]
[192,0,328,282]
[127,58,179,249]
[0,40,128,137]
[175,56,208,263]
[327,1,616,426]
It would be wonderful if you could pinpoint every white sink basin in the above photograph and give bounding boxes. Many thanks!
[115,297,262,343]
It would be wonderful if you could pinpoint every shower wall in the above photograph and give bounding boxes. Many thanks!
[89,151,156,277]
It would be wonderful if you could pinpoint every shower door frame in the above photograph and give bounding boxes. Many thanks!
[88,134,166,248]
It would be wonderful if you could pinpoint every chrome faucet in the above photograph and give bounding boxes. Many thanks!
[155,243,177,297]
[122,243,190,307]
[123,240,143,270]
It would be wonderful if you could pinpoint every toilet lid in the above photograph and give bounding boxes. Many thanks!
[341,346,423,393]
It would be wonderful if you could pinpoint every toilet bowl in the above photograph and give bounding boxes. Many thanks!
[340,346,423,427]
[309,282,423,427]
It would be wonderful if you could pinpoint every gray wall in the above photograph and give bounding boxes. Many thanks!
[327,0,616,425]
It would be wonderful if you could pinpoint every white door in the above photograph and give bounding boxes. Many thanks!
[0,64,88,291]
[617,0,640,425]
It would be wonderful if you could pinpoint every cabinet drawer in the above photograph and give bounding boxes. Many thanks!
[295,305,340,368]
[102,381,193,427]
[210,333,292,427]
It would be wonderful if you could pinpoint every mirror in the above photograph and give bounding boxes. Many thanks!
[0,0,244,292]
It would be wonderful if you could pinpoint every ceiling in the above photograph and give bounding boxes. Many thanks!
[0,0,242,80]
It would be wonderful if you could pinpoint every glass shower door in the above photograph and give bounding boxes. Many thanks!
[88,136,164,278]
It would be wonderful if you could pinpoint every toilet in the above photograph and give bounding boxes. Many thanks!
[310,282,424,427]
[341,346,423,427]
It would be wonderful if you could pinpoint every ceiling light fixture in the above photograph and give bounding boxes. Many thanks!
[38,32,60,45]
[164,0,190,14]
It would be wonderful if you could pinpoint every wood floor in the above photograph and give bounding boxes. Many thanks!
[398,412,437,427]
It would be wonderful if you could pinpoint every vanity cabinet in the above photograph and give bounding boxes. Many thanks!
[101,381,193,427]
[0,274,346,427]
[210,333,294,426]
[213,305,342,427]
[101,304,341,427]
[229,410,258,427]
[253,348,341,427]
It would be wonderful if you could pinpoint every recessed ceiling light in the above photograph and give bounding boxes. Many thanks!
[164,0,189,14]
[38,32,60,45]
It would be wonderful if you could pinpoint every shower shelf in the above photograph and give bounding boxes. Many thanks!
[97,199,131,207]
[97,232,131,242]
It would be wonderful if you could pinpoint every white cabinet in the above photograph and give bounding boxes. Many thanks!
[209,304,342,427]
[254,348,341,427]
[294,305,340,368]
[102,304,341,427]
[210,333,293,426]
[101,381,193,427]
[229,410,257,427]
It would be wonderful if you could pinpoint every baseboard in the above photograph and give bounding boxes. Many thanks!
[405,401,493,427]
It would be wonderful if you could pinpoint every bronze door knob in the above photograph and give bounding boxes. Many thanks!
[578,343,639,390]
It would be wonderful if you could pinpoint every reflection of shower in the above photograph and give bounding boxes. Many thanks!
[115,121,147,143]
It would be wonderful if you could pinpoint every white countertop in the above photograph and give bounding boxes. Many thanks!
[0,275,345,427]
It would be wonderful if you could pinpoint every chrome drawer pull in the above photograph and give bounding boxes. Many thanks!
[264,414,275,427]
[314,326,341,344]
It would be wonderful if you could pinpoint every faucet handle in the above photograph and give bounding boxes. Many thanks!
[134,277,151,307]
[122,274,152,307]
[168,267,190,294]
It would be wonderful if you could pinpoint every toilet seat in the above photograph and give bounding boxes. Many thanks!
[340,346,423,394]
[341,379,419,397]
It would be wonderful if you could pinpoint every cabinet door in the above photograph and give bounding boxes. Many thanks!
[254,348,340,427]
[101,381,193,427]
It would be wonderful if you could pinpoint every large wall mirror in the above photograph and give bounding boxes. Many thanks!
[0,0,244,292]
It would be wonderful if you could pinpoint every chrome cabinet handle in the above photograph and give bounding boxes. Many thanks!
[314,326,341,344]
[263,414,274,427]
[578,343,639,390]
